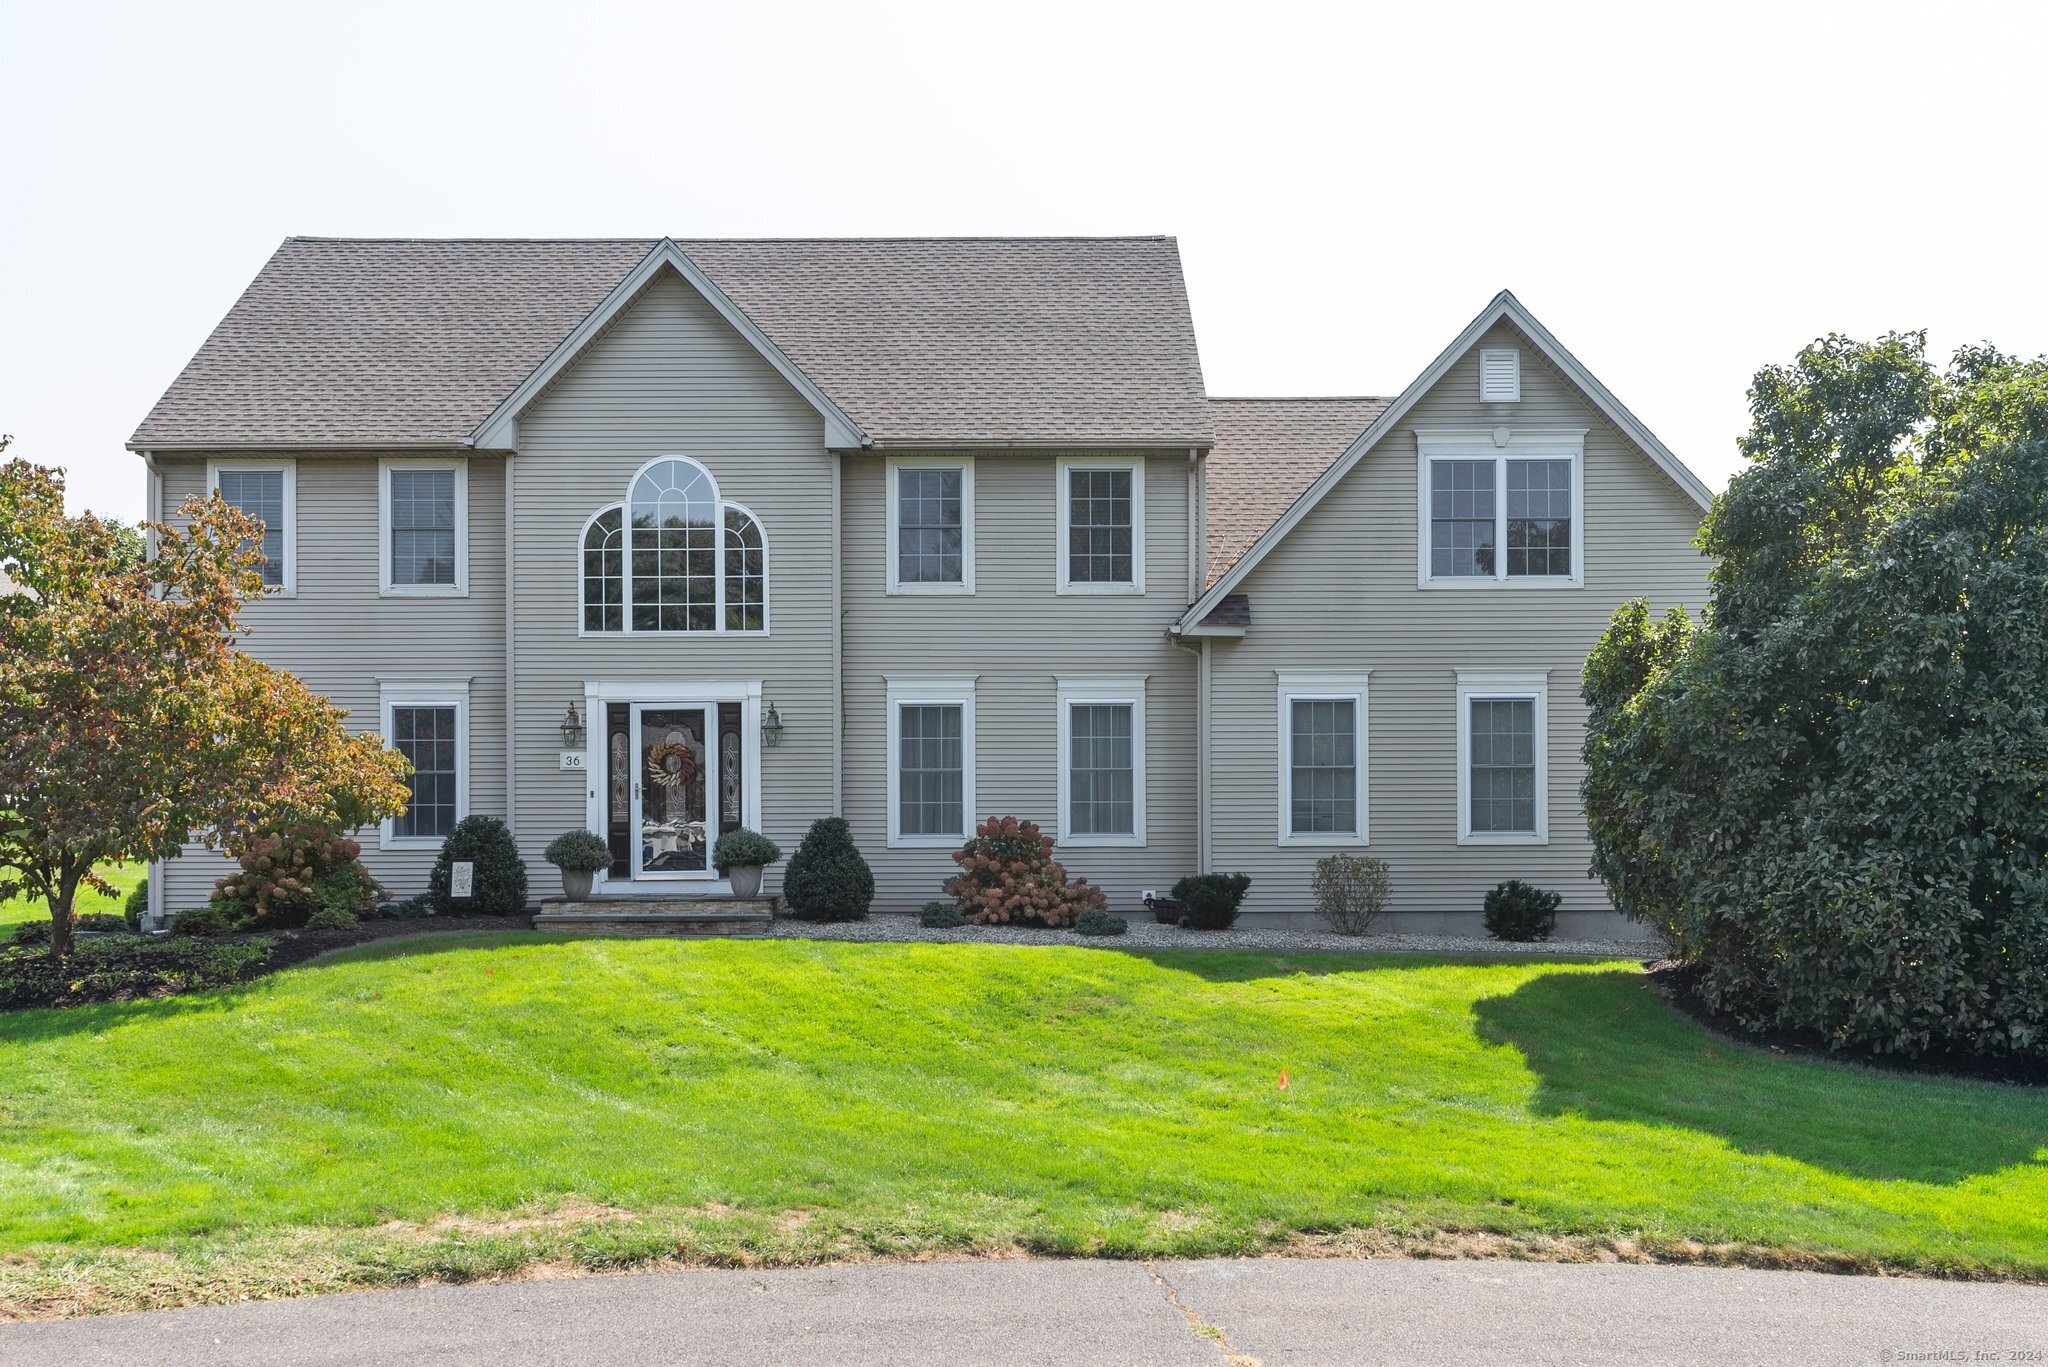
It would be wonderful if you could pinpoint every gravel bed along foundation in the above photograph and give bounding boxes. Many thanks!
[763,913,1655,959]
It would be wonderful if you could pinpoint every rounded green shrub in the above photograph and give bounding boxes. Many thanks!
[124,876,150,931]
[1482,880,1561,942]
[781,818,873,922]
[1171,874,1251,930]
[428,816,529,915]
[543,830,611,873]
[712,828,783,872]
[1074,908,1129,937]
[919,900,966,928]
[170,901,246,937]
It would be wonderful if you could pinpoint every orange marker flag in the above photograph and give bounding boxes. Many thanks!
[1277,1067,1290,1091]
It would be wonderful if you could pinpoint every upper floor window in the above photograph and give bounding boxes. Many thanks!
[1056,457,1144,594]
[207,459,294,594]
[1416,430,1583,588]
[380,459,468,595]
[886,456,973,594]
[581,456,768,634]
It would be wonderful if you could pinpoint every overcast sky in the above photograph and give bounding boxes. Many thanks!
[6,0,2044,520]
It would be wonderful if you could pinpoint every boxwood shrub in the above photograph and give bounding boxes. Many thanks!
[428,816,529,915]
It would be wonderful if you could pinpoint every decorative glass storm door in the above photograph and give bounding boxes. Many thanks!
[631,705,713,880]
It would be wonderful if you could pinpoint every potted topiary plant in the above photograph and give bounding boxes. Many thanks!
[712,828,783,898]
[543,829,611,901]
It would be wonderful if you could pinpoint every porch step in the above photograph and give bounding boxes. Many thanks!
[533,895,777,938]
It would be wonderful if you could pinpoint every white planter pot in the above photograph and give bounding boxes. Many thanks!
[729,864,764,898]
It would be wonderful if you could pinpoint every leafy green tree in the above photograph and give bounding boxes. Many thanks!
[1583,334,2048,1061]
[0,460,411,958]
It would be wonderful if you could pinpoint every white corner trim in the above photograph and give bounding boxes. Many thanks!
[471,239,867,452]
[1055,674,1148,848]
[1276,671,1371,847]
[1454,670,1550,847]
[377,457,469,597]
[885,455,975,596]
[205,457,297,598]
[378,678,472,852]
[885,676,977,849]
[1054,455,1146,596]
[1414,429,1585,590]
[1176,289,1713,633]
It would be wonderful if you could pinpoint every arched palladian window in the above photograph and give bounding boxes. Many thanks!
[581,456,768,634]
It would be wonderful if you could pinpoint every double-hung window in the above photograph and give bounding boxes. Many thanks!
[1418,430,1583,587]
[380,459,468,595]
[1056,676,1147,846]
[1056,457,1144,593]
[207,459,295,593]
[1277,673,1370,845]
[886,677,976,847]
[380,679,470,850]
[887,456,973,594]
[1456,671,1548,844]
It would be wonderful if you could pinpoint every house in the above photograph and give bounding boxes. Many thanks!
[130,237,1710,935]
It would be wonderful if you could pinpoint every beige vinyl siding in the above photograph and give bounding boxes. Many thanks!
[509,267,837,895]
[842,450,1199,915]
[1206,321,1710,933]
[155,452,508,910]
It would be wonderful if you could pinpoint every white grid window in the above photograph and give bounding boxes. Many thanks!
[886,458,974,595]
[1277,673,1369,845]
[379,460,466,596]
[631,458,718,631]
[208,461,294,594]
[380,679,470,851]
[1417,431,1583,588]
[1057,675,1147,847]
[1456,672,1548,845]
[582,506,624,632]
[887,677,976,847]
[1056,457,1144,594]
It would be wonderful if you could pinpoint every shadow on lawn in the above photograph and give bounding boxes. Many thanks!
[1472,969,2048,1185]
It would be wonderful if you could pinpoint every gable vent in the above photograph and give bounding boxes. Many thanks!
[1480,348,1521,403]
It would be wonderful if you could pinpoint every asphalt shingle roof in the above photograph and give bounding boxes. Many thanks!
[1204,396,1391,584]
[130,237,1213,449]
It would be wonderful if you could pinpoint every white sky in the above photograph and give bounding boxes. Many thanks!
[7,0,2045,521]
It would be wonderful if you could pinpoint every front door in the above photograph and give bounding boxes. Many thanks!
[631,704,714,880]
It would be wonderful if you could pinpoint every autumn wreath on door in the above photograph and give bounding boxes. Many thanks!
[647,740,700,790]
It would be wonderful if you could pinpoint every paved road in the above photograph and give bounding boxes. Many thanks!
[5,1258,2045,1365]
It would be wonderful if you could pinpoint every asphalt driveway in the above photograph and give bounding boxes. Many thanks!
[4,1258,2044,1366]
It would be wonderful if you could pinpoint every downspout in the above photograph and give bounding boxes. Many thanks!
[831,450,844,818]
[1186,447,1201,602]
[503,453,517,843]
[141,452,167,930]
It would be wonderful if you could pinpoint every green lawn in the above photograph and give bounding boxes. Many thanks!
[2,935,2044,1317]
[0,863,145,928]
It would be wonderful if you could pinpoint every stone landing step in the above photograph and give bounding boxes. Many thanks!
[533,896,776,937]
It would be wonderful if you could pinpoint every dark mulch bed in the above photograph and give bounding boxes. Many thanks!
[1647,960,2048,1088]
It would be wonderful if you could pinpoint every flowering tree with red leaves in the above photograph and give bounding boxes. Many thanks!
[943,816,1106,928]
[0,460,410,958]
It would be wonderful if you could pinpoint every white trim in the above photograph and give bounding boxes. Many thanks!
[378,678,472,851]
[1055,674,1148,848]
[1054,455,1146,595]
[575,502,626,637]
[471,239,867,452]
[377,457,469,597]
[1276,671,1370,847]
[1176,289,1713,633]
[1415,429,1585,590]
[1479,347,1522,403]
[578,680,765,896]
[885,675,977,849]
[721,498,772,636]
[885,455,975,596]
[1455,670,1549,846]
[205,458,296,597]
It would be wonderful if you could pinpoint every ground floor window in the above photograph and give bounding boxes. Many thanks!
[1057,675,1146,846]
[1276,672,1369,845]
[886,677,976,847]
[380,680,469,850]
[1455,671,1548,844]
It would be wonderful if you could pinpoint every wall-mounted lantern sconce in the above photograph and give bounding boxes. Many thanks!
[559,702,586,749]
[762,703,784,748]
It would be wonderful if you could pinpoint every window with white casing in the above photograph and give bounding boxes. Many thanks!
[887,677,976,848]
[380,678,470,850]
[207,459,295,594]
[1057,675,1147,847]
[1277,672,1370,845]
[579,456,770,634]
[1456,671,1548,845]
[1417,429,1584,588]
[886,456,974,594]
[1056,456,1144,594]
[380,459,467,595]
